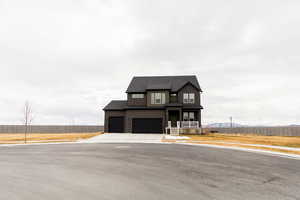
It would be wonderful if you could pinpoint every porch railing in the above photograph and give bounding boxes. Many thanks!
[167,121,199,128]
[166,121,200,135]
[181,121,199,128]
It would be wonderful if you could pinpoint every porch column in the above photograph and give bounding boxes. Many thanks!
[198,111,201,128]
[166,109,169,126]
[179,109,182,122]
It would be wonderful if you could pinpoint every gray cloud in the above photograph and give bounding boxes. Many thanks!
[0,0,299,125]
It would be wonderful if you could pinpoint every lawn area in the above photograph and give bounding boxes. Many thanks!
[184,133,300,148]
[163,133,300,155]
[187,141,300,155]
[0,132,102,144]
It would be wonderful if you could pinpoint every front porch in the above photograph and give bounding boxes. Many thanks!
[166,108,201,127]
[165,108,202,135]
[165,121,202,134]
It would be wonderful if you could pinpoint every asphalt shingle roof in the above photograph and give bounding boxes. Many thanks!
[103,100,127,111]
[103,100,203,111]
[126,75,202,93]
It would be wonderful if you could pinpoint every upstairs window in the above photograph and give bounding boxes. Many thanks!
[151,93,166,104]
[183,93,195,104]
[132,94,144,99]
[170,93,177,103]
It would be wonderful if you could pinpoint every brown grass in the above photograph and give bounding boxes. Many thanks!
[162,133,300,155]
[188,141,300,155]
[0,132,102,144]
[184,133,300,148]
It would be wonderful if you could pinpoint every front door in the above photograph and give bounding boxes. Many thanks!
[169,110,180,127]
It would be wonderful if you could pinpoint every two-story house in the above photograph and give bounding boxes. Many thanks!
[103,75,203,133]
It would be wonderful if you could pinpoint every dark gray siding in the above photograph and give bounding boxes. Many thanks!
[104,81,203,133]
[178,84,201,106]
[127,94,147,106]
[105,108,202,132]
[125,110,166,133]
[178,84,202,127]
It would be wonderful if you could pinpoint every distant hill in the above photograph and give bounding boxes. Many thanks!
[204,123,245,128]
[204,123,300,128]
[289,124,300,127]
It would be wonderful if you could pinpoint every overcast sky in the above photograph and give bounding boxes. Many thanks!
[0,0,299,126]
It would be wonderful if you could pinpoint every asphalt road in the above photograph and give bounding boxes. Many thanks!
[0,143,299,200]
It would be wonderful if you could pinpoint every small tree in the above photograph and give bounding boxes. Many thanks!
[23,101,34,144]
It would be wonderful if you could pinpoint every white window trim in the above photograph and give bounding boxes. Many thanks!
[189,93,195,104]
[132,94,144,99]
[151,92,166,104]
[183,93,195,104]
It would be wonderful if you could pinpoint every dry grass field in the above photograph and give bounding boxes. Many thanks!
[189,141,300,155]
[163,133,300,155]
[185,133,300,148]
[0,132,102,144]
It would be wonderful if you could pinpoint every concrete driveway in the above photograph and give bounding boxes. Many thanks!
[0,143,299,200]
[82,133,163,143]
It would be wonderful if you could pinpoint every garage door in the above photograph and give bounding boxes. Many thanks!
[132,118,163,133]
[108,117,124,133]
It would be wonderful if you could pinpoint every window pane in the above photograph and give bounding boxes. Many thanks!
[189,93,195,99]
[162,93,166,104]
[189,112,195,120]
[151,93,155,104]
[189,93,195,103]
[183,93,189,103]
[155,93,161,104]
[183,112,189,121]
[156,93,160,104]
[132,94,144,98]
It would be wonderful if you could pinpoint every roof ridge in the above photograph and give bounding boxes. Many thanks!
[126,75,202,93]
[133,75,196,78]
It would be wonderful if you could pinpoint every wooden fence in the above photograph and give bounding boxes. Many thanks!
[0,125,104,134]
[203,126,300,136]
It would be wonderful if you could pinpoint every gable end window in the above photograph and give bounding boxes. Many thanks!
[183,93,195,104]
[132,94,144,99]
[151,93,166,104]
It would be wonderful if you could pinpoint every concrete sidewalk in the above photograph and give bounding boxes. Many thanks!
[80,133,164,143]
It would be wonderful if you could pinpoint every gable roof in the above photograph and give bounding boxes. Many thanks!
[126,75,202,93]
[103,100,127,111]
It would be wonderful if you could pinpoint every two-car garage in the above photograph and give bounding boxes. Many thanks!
[108,116,163,133]
[132,118,163,133]
[106,110,165,133]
